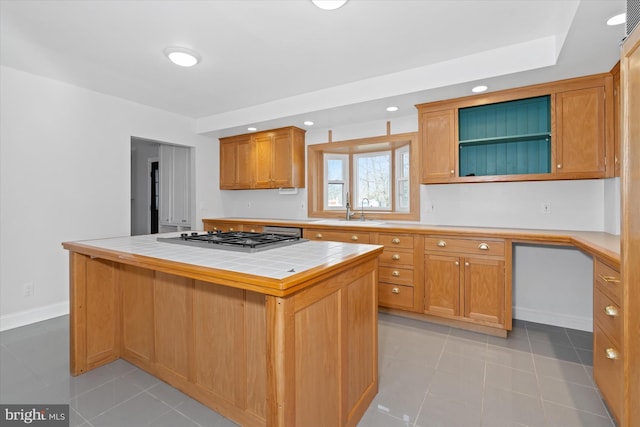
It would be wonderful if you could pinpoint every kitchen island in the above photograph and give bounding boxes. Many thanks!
[62,233,384,427]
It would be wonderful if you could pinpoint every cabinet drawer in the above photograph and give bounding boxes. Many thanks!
[205,222,242,232]
[378,283,414,310]
[593,325,623,424]
[425,236,505,256]
[379,248,414,267]
[594,287,623,347]
[378,233,414,249]
[594,259,621,304]
[303,229,370,243]
[379,266,414,286]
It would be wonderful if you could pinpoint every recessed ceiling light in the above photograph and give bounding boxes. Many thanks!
[386,106,399,112]
[164,47,200,67]
[607,13,626,26]
[304,120,314,126]
[472,85,488,93]
[247,127,257,132]
[311,0,348,10]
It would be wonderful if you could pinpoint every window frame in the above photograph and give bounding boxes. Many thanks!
[308,132,420,221]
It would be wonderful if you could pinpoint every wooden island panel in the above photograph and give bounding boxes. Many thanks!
[68,246,380,427]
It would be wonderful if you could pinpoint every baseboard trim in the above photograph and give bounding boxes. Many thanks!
[513,306,592,332]
[0,302,69,332]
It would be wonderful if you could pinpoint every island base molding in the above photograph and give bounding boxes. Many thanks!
[68,251,380,427]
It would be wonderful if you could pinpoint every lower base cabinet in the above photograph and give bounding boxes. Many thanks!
[424,236,508,331]
[593,258,623,424]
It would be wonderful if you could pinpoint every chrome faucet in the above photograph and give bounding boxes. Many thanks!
[345,192,356,221]
[360,198,369,221]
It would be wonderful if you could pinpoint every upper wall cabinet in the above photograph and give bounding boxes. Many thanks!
[417,73,616,184]
[219,126,306,190]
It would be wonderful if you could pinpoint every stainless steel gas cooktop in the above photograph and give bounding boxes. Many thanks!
[157,230,307,253]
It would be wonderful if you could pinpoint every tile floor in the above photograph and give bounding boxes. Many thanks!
[0,313,616,427]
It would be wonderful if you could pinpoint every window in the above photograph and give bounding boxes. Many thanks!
[308,132,419,221]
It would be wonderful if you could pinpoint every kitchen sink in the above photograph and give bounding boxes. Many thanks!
[312,219,386,226]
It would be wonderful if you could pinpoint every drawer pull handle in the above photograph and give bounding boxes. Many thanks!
[392,270,400,277]
[392,287,400,294]
[392,254,401,260]
[249,228,255,232]
[437,240,447,247]
[315,233,323,239]
[478,243,490,250]
[229,227,234,231]
[351,235,359,241]
[599,274,620,283]
[604,305,619,316]
[391,238,401,244]
[605,348,619,360]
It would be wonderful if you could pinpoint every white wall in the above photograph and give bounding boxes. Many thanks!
[0,66,221,330]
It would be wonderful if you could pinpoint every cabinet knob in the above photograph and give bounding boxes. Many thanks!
[315,233,323,239]
[229,227,234,231]
[351,235,359,241]
[437,240,447,247]
[557,164,562,169]
[454,261,459,266]
[391,238,401,244]
[249,228,256,232]
[392,270,400,277]
[465,262,470,267]
[605,348,619,360]
[450,169,455,174]
[391,287,400,294]
[478,243,490,250]
[392,254,401,260]
[604,305,619,316]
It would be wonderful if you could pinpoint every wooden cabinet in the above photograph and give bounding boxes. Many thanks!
[159,144,191,228]
[376,233,418,311]
[219,134,253,189]
[424,236,508,330]
[417,73,614,183]
[420,109,456,182]
[555,86,606,178]
[220,126,305,190]
[593,258,623,425]
[610,62,621,177]
[303,228,370,244]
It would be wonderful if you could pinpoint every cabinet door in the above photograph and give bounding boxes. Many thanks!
[254,133,273,188]
[462,257,505,326]
[420,109,456,182]
[159,145,173,224]
[555,87,606,177]
[171,146,190,226]
[271,130,293,187]
[219,141,237,189]
[424,254,460,317]
[236,137,254,188]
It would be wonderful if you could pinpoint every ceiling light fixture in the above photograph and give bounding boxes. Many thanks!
[606,13,626,26]
[386,106,399,112]
[164,47,200,67]
[311,0,348,11]
[304,121,314,126]
[472,85,488,93]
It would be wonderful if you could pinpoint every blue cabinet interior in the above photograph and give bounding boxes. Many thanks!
[458,96,551,176]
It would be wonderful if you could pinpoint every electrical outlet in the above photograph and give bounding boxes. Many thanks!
[426,203,436,213]
[247,202,251,208]
[541,202,551,214]
[301,202,305,209]
[23,282,34,297]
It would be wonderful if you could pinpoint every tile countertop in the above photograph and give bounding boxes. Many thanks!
[62,232,384,296]
[204,218,621,267]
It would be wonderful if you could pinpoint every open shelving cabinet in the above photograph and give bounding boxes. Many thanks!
[458,95,551,177]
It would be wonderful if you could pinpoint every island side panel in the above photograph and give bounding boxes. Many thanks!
[69,252,120,376]
[275,256,378,427]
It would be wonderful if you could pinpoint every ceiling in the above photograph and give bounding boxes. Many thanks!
[0,0,626,138]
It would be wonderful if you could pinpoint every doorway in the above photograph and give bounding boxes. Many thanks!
[150,160,159,234]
